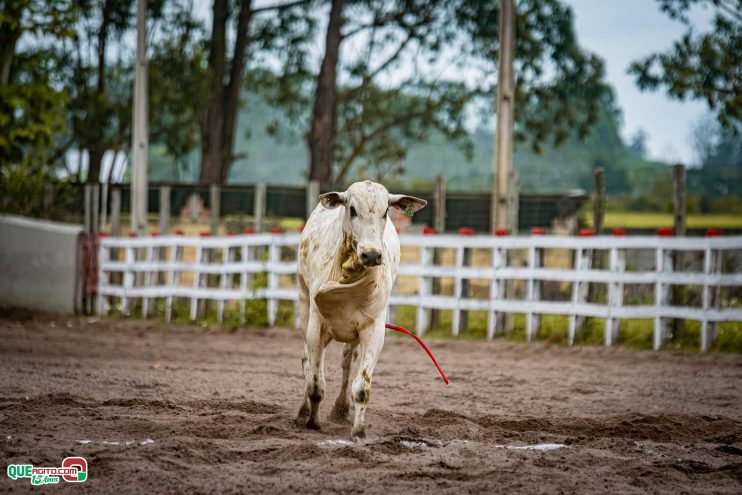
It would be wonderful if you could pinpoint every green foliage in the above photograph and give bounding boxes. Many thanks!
[0,1,76,167]
[714,322,742,352]
[630,0,741,129]
[0,169,81,220]
[391,305,741,352]
[148,4,210,179]
[0,77,68,165]
[336,80,473,184]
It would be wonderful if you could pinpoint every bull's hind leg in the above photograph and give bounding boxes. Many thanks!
[296,344,311,425]
[301,313,331,430]
[330,340,359,423]
[351,321,385,440]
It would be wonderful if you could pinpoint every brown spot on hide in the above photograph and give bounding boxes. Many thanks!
[362,369,370,384]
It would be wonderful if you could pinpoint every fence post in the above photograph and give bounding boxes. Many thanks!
[254,183,267,232]
[96,239,109,316]
[434,175,446,233]
[488,244,506,340]
[159,186,171,235]
[110,188,121,237]
[507,171,520,233]
[142,241,155,318]
[525,240,542,341]
[569,246,590,345]
[673,164,687,236]
[701,247,713,351]
[218,243,234,323]
[84,184,92,233]
[122,244,134,315]
[671,164,687,341]
[654,245,673,350]
[267,236,279,326]
[190,243,203,321]
[306,180,320,220]
[416,245,433,336]
[452,244,465,337]
[210,184,220,235]
[593,168,605,235]
[92,184,100,237]
[429,175,446,330]
[701,234,722,351]
[239,244,249,324]
[605,242,625,346]
[165,235,183,323]
[460,244,472,333]
[189,193,199,222]
[100,183,108,233]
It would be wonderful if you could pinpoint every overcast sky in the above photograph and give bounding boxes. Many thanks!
[566,0,716,165]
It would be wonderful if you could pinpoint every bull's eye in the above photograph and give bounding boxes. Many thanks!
[350,206,357,218]
[384,208,389,218]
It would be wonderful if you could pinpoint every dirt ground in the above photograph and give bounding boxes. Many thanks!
[1,309,741,494]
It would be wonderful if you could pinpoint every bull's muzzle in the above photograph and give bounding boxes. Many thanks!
[360,250,382,266]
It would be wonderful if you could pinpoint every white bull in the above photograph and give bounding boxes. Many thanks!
[296,180,426,439]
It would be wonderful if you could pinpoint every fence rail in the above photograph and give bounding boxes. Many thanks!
[97,233,742,351]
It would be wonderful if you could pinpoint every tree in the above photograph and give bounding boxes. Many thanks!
[0,0,75,168]
[305,0,609,186]
[148,1,209,180]
[307,0,342,184]
[305,0,474,185]
[197,0,311,185]
[457,0,608,151]
[629,0,741,130]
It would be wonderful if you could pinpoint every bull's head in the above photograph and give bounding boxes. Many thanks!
[319,181,426,267]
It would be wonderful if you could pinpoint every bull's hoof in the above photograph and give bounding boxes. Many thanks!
[329,403,349,423]
[306,418,322,430]
[296,403,310,426]
[351,425,365,441]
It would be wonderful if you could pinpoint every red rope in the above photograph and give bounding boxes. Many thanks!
[385,323,449,385]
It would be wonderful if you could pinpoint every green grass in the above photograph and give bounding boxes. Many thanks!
[388,305,742,352]
[595,212,742,229]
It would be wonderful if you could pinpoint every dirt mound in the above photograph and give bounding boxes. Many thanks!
[1,313,741,493]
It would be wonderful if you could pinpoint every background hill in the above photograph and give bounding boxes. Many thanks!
[149,91,739,206]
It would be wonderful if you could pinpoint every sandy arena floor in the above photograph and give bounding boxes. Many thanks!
[1,309,741,494]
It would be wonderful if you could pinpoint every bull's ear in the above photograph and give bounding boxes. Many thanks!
[389,194,427,216]
[319,191,347,209]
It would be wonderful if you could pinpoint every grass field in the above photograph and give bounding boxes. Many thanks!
[594,212,742,229]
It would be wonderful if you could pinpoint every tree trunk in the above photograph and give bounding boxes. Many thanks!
[221,0,253,183]
[87,147,103,183]
[199,0,253,185]
[85,0,111,184]
[199,0,228,184]
[0,1,21,86]
[308,0,344,186]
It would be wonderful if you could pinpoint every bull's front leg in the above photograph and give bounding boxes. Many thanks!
[351,319,385,440]
[300,311,330,430]
[296,275,311,425]
[330,340,359,423]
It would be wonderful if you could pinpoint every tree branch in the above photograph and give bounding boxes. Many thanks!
[714,0,742,22]
[335,105,433,184]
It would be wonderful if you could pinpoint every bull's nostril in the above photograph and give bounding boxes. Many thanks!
[361,251,382,266]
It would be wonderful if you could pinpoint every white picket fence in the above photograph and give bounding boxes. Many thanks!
[97,233,742,351]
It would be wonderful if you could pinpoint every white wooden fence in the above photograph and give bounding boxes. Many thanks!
[97,233,742,351]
